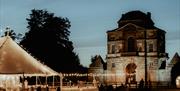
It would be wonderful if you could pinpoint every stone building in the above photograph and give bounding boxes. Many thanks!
[169,53,180,66]
[106,11,168,84]
[88,55,106,83]
[168,53,180,86]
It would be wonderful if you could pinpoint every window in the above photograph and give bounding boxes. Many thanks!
[137,43,143,52]
[109,35,115,41]
[112,63,116,68]
[108,44,110,54]
[148,44,153,52]
[112,45,115,54]
[138,46,142,52]
[128,37,135,52]
[118,44,123,52]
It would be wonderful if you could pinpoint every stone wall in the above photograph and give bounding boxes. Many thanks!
[106,56,168,84]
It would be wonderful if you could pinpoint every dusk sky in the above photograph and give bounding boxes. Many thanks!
[0,0,180,67]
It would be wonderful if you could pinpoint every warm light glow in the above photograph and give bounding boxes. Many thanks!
[62,86,97,91]
[176,76,180,88]
[61,73,125,77]
[0,75,20,89]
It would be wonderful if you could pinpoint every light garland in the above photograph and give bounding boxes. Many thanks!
[61,73,125,77]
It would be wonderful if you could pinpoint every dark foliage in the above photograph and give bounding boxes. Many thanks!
[20,9,87,73]
[2,29,22,41]
[171,61,180,86]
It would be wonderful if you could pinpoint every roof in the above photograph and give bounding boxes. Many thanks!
[0,36,58,76]
[107,23,145,33]
[170,52,180,65]
[107,10,166,33]
[117,10,154,28]
[107,23,166,34]
[89,55,106,70]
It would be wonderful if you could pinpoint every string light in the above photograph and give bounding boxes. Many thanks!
[61,73,125,77]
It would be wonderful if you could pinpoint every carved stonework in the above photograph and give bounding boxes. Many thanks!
[89,11,169,85]
[106,11,168,84]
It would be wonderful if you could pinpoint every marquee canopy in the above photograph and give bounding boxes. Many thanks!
[0,36,58,76]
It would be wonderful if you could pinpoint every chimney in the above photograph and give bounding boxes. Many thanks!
[147,12,151,18]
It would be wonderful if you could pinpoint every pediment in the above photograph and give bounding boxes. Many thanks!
[116,23,145,31]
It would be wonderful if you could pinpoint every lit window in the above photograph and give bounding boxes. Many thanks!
[118,44,123,52]
[137,43,143,52]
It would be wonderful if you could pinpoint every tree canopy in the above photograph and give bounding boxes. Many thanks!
[1,27,22,41]
[20,9,86,73]
[171,61,180,86]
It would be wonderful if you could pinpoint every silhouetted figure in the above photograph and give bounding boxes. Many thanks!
[46,86,49,91]
[37,86,41,91]
[148,80,152,88]
[139,78,144,88]
[107,85,114,91]
[98,84,104,91]
[57,87,61,91]
[121,83,125,88]
[116,83,127,91]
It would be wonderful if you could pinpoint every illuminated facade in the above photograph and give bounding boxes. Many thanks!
[106,11,168,84]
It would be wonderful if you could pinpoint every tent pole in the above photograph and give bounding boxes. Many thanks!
[5,77,7,91]
[53,76,54,88]
[45,75,47,87]
[60,73,63,91]
[22,72,25,89]
[36,76,37,87]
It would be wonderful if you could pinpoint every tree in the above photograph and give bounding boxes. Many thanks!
[20,9,86,73]
[171,61,180,86]
[2,27,22,41]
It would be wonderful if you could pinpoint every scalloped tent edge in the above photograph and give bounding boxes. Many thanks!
[0,36,59,76]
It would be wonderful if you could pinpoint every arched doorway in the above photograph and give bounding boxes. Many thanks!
[128,37,135,52]
[125,63,137,84]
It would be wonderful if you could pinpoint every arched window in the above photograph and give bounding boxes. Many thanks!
[111,45,115,54]
[128,37,135,52]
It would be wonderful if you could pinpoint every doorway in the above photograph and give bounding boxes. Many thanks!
[125,63,137,84]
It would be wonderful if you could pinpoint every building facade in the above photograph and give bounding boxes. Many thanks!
[106,11,168,84]
[88,55,106,83]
